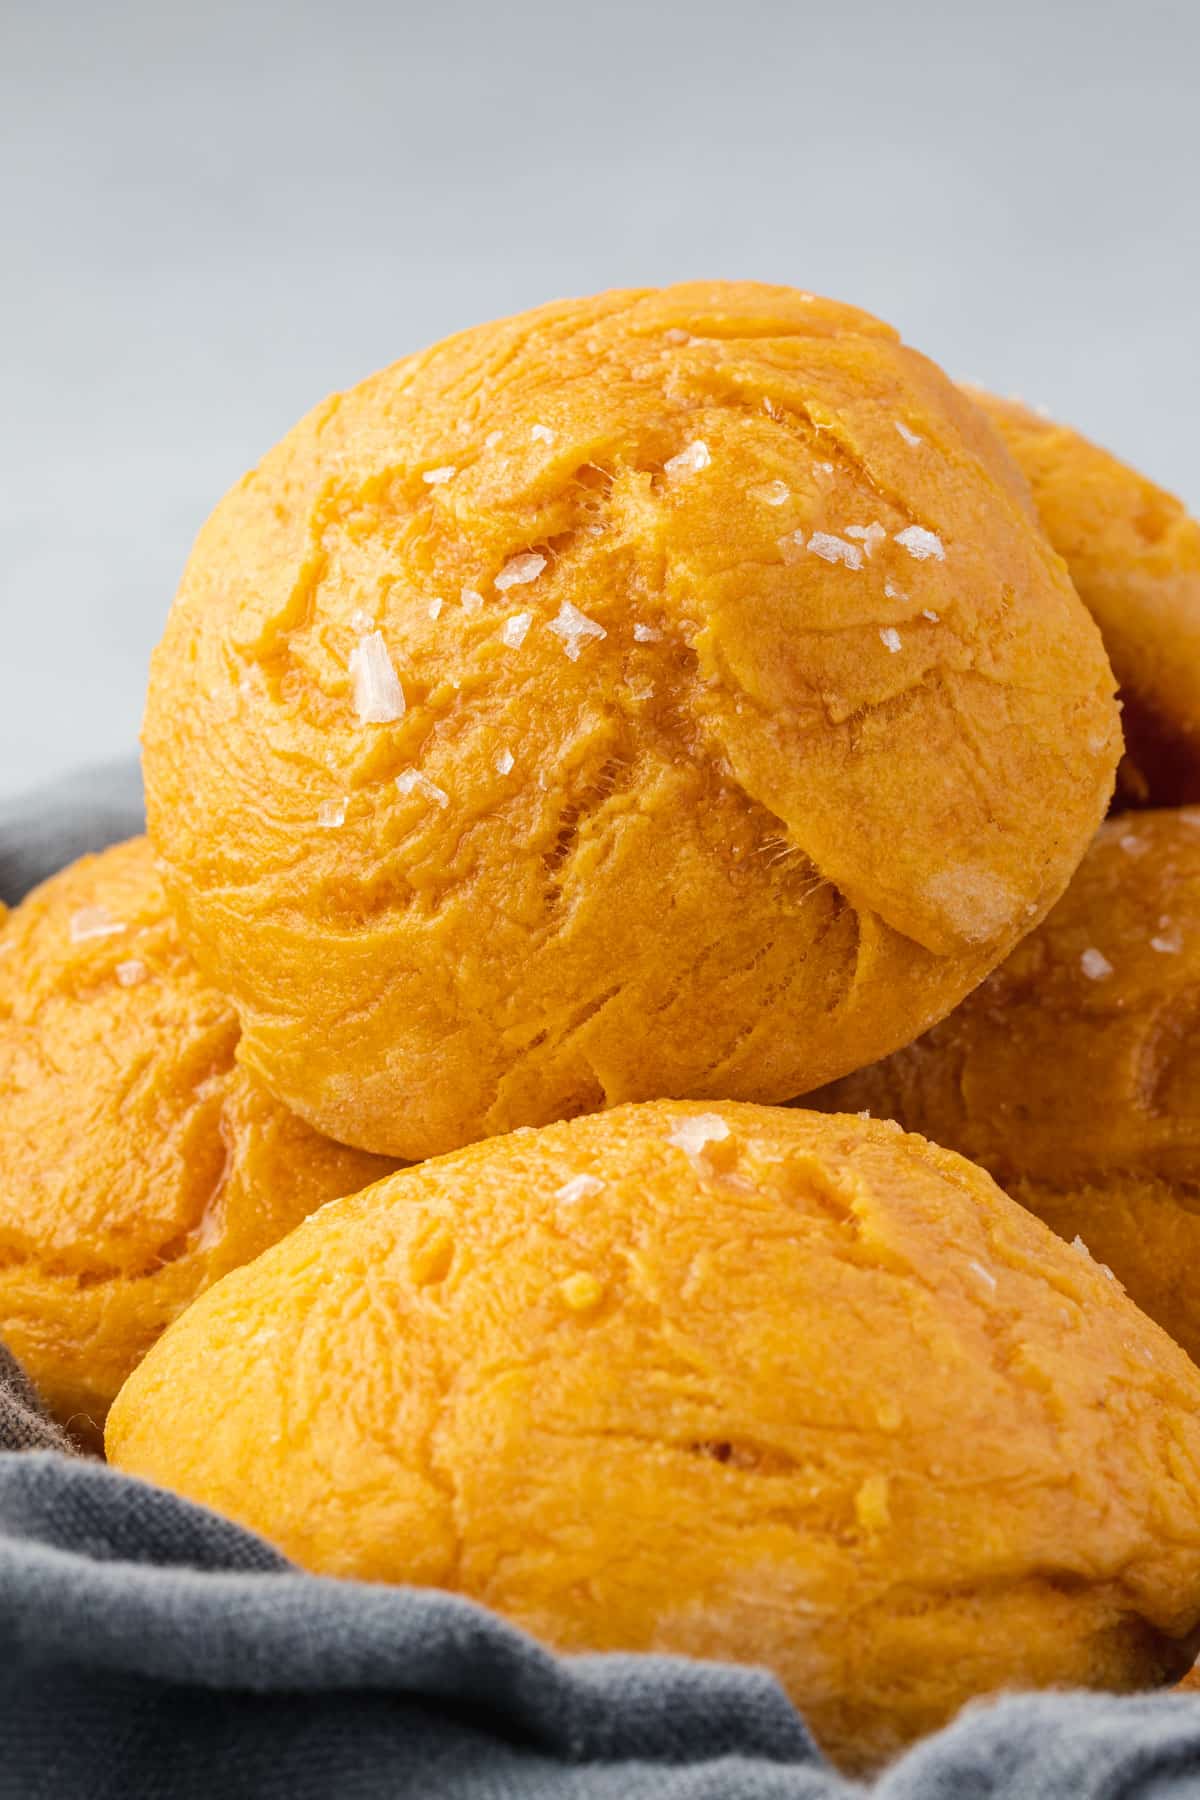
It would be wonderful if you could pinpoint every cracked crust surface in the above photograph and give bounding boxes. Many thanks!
[143,282,1120,1158]
[106,1098,1200,1773]
[966,389,1200,808]
[808,811,1200,1361]
[0,839,396,1429]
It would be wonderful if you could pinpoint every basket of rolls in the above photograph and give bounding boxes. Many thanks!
[5,281,1200,1799]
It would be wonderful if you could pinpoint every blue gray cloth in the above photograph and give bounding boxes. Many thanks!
[3,759,1200,1798]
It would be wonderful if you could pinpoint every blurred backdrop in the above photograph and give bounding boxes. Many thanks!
[3,0,1198,800]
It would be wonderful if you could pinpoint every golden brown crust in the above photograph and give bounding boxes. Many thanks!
[143,282,1119,1159]
[966,390,1200,807]
[808,809,1200,1359]
[0,839,396,1427]
[107,1098,1200,1772]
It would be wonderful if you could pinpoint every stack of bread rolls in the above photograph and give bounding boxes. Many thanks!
[5,282,1200,1773]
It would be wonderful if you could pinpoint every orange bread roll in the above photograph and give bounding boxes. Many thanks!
[143,282,1119,1159]
[0,839,396,1428]
[968,390,1200,806]
[108,1100,1200,1772]
[809,810,1200,1359]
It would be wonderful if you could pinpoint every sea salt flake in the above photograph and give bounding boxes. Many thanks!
[846,522,887,557]
[664,328,693,345]
[350,631,405,725]
[495,552,547,592]
[1080,947,1113,981]
[460,588,486,615]
[667,1114,731,1157]
[428,597,444,620]
[857,1109,872,1119]
[884,581,907,602]
[633,623,663,642]
[922,609,940,622]
[1071,1235,1092,1259]
[422,465,456,485]
[318,798,348,830]
[556,1173,605,1204]
[494,748,515,775]
[485,429,502,448]
[1119,834,1146,857]
[549,600,606,661]
[750,480,790,507]
[530,424,556,446]
[1151,918,1183,954]
[895,525,945,562]
[967,1259,998,1292]
[879,627,902,654]
[350,608,374,633]
[664,439,711,480]
[69,907,125,945]
[115,960,147,988]
[895,421,923,447]
[807,532,864,570]
[778,531,807,564]
[501,611,533,648]
[396,769,449,808]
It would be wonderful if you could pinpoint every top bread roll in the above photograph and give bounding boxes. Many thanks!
[968,390,1200,807]
[143,282,1120,1159]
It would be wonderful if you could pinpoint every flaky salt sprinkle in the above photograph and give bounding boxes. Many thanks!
[460,587,484,614]
[422,465,456,485]
[1080,947,1113,980]
[879,627,902,654]
[846,522,886,557]
[664,439,711,480]
[922,609,940,622]
[495,552,547,592]
[750,479,790,506]
[807,532,864,570]
[318,798,348,829]
[1119,834,1146,857]
[69,906,125,945]
[883,580,907,602]
[428,597,444,620]
[967,1259,997,1292]
[556,1173,605,1204]
[485,429,502,449]
[549,600,606,661]
[894,421,923,447]
[501,611,533,649]
[396,769,449,808]
[530,423,556,446]
[633,622,663,642]
[350,607,375,633]
[1151,917,1183,954]
[350,630,406,725]
[664,327,693,345]
[667,1114,730,1157]
[115,960,147,988]
[494,747,515,775]
[895,525,945,561]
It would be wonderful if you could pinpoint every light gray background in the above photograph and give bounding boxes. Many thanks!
[3,0,1198,801]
